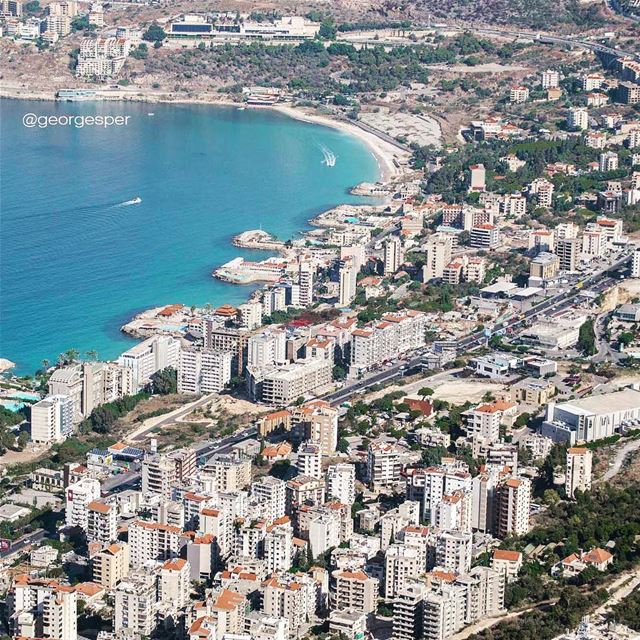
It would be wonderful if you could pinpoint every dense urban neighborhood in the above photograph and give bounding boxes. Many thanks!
[1,0,640,640]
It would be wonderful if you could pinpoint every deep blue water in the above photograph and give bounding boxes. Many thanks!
[0,99,379,375]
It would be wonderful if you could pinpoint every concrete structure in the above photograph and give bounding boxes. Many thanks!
[92,543,130,589]
[65,477,101,531]
[565,447,593,498]
[331,569,378,614]
[30,395,74,443]
[177,348,233,394]
[384,236,404,275]
[495,477,530,537]
[327,463,355,505]
[542,388,640,443]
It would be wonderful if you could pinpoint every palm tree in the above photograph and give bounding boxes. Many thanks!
[85,350,98,361]
[63,348,80,364]
[41,359,50,371]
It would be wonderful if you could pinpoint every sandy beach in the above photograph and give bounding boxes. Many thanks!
[271,104,409,182]
[0,82,410,184]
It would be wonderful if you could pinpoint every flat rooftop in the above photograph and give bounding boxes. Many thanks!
[557,388,640,416]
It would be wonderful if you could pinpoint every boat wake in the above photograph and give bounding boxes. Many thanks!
[320,146,336,167]
[113,197,142,207]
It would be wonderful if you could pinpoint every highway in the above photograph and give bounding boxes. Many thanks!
[102,425,258,495]
[339,24,640,63]
[323,251,632,407]
[0,528,46,560]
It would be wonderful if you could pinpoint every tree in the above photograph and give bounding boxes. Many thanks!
[130,43,148,60]
[578,319,597,356]
[143,24,166,45]
[269,460,291,480]
[318,19,337,40]
[147,368,177,395]
[71,15,96,31]
[418,387,434,398]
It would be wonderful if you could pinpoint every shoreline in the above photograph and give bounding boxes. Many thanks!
[0,87,413,375]
[0,86,410,184]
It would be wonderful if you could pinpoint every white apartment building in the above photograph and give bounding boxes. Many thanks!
[9,576,78,640]
[326,463,355,505]
[528,177,555,208]
[128,519,182,567]
[297,441,322,479]
[49,361,132,423]
[423,465,472,522]
[142,453,177,499]
[338,257,358,308]
[367,441,403,489]
[565,447,593,498]
[297,260,315,308]
[435,530,473,574]
[260,357,332,405]
[384,236,404,275]
[264,521,293,573]
[159,558,191,610]
[86,500,117,546]
[433,490,472,533]
[384,543,421,598]
[262,576,315,635]
[251,475,287,522]
[118,334,180,390]
[248,328,287,369]
[350,310,428,374]
[30,394,74,443]
[582,73,605,91]
[542,69,560,88]
[205,451,251,491]
[423,583,467,640]
[509,85,529,103]
[599,151,619,173]
[422,235,453,281]
[302,400,339,456]
[76,36,131,78]
[65,477,101,531]
[470,224,500,249]
[115,570,158,637]
[463,401,517,444]
[309,511,342,558]
[633,247,640,278]
[567,107,589,131]
[238,300,263,330]
[177,348,233,394]
[495,477,531,537]
[331,569,379,614]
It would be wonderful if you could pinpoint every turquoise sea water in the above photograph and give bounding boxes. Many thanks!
[0,99,379,375]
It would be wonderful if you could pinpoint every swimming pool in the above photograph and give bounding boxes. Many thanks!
[1,401,25,412]
[8,392,40,402]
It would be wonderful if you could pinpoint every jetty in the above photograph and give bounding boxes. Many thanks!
[232,229,286,252]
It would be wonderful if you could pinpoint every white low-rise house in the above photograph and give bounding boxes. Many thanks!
[30,545,59,568]
[491,549,522,583]
[470,354,521,380]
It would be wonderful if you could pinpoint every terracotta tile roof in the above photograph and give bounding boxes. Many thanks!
[493,549,522,562]
[87,501,111,514]
[163,558,187,571]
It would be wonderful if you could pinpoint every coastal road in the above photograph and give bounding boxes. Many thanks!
[103,426,257,495]
[324,251,633,407]
[0,528,46,560]
[340,23,640,63]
